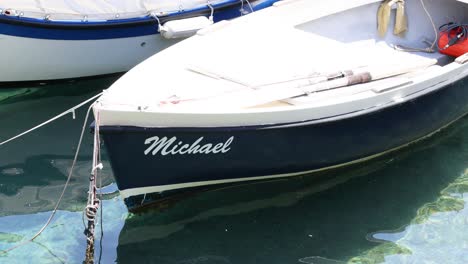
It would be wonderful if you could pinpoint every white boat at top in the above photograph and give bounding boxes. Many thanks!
[92,0,468,209]
[0,0,278,86]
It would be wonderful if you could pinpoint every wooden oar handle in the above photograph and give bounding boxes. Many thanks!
[347,72,372,85]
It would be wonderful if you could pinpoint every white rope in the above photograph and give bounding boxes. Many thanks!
[84,89,103,264]
[0,92,103,147]
[206,0,214,20]
[394,0,438,53]
[0,101,97,255]
[420,0,438,51]
[86,109,102,223]
[239,0,254,14]
[244,0,254,13]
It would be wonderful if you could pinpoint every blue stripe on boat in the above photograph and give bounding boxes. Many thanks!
[0,0,277,40]
[0,19,158,40]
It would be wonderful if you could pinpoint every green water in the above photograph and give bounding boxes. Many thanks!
[0,78,467,263]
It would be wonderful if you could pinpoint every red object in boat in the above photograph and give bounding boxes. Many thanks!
[438,31,468,57]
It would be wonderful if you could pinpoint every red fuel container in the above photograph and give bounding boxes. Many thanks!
[438,31,468,57]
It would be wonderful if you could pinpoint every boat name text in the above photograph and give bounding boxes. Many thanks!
[144,136,234,156]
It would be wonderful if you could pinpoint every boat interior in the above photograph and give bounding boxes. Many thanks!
[298,0,467,66]
[137,0,468,113]
[278,0,468,106]
[98,0,468,123]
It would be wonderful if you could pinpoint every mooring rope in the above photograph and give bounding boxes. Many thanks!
[0,92,103,147]
[84,109,103,264]
[98,165,104,264]
[239,0,254,14]
[0,93,102,256]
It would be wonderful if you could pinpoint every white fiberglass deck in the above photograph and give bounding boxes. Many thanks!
[96,0,468,127]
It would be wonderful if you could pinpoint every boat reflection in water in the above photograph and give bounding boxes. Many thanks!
[1,115,468,263]
[116,117,468,263]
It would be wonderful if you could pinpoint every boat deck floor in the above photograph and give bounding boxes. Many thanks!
[201,37,450,109]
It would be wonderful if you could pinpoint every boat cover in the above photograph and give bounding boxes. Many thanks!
[0,0,232,21]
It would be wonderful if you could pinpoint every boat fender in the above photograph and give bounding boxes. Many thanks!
[159,16,214,39]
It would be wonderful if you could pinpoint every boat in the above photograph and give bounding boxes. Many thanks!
[0,0,278,86]
[92,0,468,209]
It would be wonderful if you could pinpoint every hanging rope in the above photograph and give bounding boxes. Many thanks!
[377,0,438,53]
[206,0,214,21]
[244,0,254,14]
[0,98,99,256]
[393,0,438,53]
[84,108,103,264]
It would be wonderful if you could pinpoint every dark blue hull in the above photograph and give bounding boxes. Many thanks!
[100,77,468,207]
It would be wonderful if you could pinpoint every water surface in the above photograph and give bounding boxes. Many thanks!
[0,79,467,263]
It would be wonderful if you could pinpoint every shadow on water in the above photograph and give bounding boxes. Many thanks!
[0,76,119,105]
[0,76,117,216]
[0,154,115,216]
[115,116,468,264]
[0,155,68,197]
[0,77,121,263]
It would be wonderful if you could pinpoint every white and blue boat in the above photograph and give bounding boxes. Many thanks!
[0,0,277,86]
[93,0,468,209]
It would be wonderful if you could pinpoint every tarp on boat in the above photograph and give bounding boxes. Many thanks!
[0,0,231,21]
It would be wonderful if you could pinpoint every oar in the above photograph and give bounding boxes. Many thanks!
[170,58,437,110]
[242,58,438,108]
[198,58,438,109]
[158,70,355,107]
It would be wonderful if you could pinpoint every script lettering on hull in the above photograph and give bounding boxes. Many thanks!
[144,136,234,156]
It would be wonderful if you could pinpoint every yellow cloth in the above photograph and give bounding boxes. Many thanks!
[394,0,408,36]
[377,0,407,37]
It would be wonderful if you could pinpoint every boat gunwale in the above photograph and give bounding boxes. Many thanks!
[95,61,468,130]
[96,78,468,137]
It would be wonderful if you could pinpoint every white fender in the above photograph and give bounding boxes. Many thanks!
[159,16,214,39]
